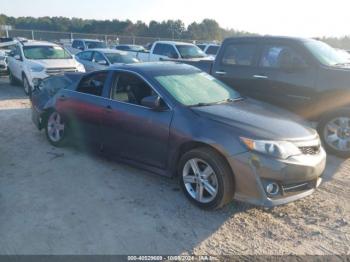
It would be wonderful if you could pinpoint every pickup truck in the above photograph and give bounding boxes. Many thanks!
[65,39,107,55]
[187,36,350,157]
[127,41,213,63]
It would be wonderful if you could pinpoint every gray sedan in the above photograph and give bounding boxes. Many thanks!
[75,49,139,72]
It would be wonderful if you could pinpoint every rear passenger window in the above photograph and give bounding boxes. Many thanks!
[221,43,257,66]
[76,72,108,96]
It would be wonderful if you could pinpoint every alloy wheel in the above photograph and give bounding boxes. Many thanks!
[324,117,350,152]
[23,77,30,95]
[47,112,65,143]
[182,158,218,203]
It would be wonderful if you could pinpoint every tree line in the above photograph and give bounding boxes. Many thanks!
[0,14,254,41]
[0,14,349,48]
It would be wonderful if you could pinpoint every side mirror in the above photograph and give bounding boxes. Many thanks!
[97,60,108,66]
[14,54,21,61]
[141,96,165,111]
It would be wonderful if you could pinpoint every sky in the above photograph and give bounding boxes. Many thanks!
[1,0,349,37]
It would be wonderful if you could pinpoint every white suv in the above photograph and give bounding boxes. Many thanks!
[7,40,85,95]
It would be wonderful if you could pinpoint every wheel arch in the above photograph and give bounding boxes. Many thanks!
[171,141,235,180]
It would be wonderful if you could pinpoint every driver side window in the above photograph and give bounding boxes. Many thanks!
[93,52,108,65]
[260,45,307,69]
[76,72,108,96]
[110,72,154,106]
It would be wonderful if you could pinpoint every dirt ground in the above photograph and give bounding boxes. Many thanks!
[0,76,349,255]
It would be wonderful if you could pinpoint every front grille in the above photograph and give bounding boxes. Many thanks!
[299,145,320,155]
[46,67,77,75]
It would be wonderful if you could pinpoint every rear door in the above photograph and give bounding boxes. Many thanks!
[212,40,261,98]
[56,71,109,146]
[101,71,173,169]
[255,41,317,111]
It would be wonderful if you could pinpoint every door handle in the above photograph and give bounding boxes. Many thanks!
[105,105,112,112]
[253,75,268,79]
[215,71,227,76]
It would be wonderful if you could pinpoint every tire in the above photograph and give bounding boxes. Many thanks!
[22,74,31,96]
[178,147,235,210]
[9,70,17,86]
[318,109,350,158]
[45,110,68,147]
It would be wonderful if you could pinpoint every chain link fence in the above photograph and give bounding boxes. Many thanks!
[0,28,201,46]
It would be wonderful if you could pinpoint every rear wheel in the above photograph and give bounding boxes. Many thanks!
[45,111,68,147]
[318,109,350,158]
[178,147,235,210]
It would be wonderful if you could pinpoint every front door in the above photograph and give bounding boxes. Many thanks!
[101,72,173,169]
[255,43,317,113]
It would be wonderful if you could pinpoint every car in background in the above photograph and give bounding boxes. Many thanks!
[66,39,107,54]
[0,50,8,75]
[7,40,85,95]
[197,43,221,57]
[75,49,139,72]
[185,36,350,157]
[115,44,147,53]
[31,63,326,210]
[127,41,212,62]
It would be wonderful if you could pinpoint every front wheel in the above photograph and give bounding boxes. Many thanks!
[178,147,235,210]
[318,109,350,158]
[45,111,68,147]
[9,70,17,86]
[22,75,31,96]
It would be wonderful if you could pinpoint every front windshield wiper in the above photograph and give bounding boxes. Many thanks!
[333,62,350,67]
[189,97,243,107]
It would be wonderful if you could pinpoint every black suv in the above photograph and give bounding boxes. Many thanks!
[200,36,350,157]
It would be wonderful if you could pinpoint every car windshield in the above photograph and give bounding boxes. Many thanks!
[304,40,350,66]
[23,46,72,60]
[104,53,139,64]
[85,41,107,49]
[176,45,207,59]
[155,72,241,106]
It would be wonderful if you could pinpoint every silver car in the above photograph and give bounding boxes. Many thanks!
[0,50,8,74]
[75,49,139,72]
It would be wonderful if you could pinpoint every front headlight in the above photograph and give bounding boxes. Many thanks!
[76,63,85,72]
[30,65,44,72]
[240,137,301,159]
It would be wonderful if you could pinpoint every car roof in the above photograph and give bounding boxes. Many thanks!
[22,40,61,47]
[80,48,129,55]
[155,41,195,46]
[223,35,317,44]
[109,62,200,76]
[73,39,104,42]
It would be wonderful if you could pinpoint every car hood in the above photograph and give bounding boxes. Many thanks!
[28,59,80,68]
[191,98,317,141]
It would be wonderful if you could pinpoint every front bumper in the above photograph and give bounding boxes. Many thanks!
[229,147,326,207]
